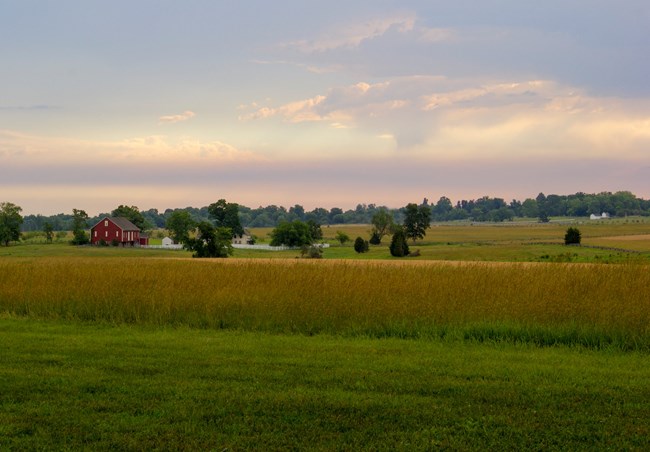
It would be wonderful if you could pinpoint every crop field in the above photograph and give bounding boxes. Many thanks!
[1,257,649,349]
[2,219,649,448]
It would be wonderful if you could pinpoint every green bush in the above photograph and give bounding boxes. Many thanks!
[564,227,581,245]
[389,227,410,257]
[354,237,369,253]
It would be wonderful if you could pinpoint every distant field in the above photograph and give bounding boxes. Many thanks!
[5,219,650,263]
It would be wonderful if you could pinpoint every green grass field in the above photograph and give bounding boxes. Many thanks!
[2,219,650,449]
[2,319,649,450]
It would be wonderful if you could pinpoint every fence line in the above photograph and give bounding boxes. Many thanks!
[144,243,331,251]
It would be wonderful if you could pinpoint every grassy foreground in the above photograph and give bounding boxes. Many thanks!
[1,318,648,450]
[1,258,648,350]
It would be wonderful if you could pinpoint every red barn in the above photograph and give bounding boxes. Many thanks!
[91,217,141,246]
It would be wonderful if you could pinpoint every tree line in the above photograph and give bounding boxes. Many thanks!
[16,190,650,234]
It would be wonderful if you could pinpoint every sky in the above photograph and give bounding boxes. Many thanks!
[1,1,649,215]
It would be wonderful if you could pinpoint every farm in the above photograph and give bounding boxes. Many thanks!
[1,220,650,449]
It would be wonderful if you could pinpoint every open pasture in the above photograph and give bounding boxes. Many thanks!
[249,219,650,261]
[1,319,649,450]
[1,257,648,350]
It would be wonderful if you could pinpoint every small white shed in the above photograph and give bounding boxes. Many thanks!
[162,237,174,247]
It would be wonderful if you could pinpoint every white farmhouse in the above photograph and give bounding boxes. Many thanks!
[590,212,610,220]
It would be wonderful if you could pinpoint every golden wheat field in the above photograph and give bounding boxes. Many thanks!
[1,257,648,349]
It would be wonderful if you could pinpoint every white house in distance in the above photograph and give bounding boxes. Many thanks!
[162,237,174,247]
[232,229,252,245]
[590,212,610,220]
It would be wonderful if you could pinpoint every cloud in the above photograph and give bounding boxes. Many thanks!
[239,95,329,122]
[284,13,417,53]
[158,110,196,124]
[0,130,259,164]
[237,75,650,162]
[0,104,60,111]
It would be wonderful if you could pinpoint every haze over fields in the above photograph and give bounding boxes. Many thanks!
[1,1,649,215]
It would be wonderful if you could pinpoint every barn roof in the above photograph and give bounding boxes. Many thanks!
[109,217,140,231]
[91,216,140,231]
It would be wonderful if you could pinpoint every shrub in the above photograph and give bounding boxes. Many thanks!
[389,227,410,257]
[564,227,581,245]
[300,245,323,259]
[335,231,350,245]
[369,230,381,245]
[354,237,369,253]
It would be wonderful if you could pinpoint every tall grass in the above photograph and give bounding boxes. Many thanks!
[1,258,648,349]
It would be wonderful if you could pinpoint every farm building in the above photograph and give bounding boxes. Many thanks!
[232,229,253,245]
[590,212,610,220]
[90,217,144,246]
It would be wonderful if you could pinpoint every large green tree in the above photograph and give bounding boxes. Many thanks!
[208,199,244,237]
[0,202,23,246]
[370,208,394,244]
[184,222,233,258]
[112,205,147,232]
[402,203,431,243]
[270,220,313,247]
[165,210,195,244]
[71,209,89,245]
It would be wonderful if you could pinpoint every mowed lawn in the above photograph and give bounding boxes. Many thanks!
[1,318,649,450]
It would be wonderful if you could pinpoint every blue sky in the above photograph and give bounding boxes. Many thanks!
[1,1,649,215]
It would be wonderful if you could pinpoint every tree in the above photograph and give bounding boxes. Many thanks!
[270,220,313,247]
[389,227,410,257]
[564,227,581,245]
[433,196,453,218]
[112,205,147,232]
[369,230,381,245]
[43,222,54,243]
[370,208,394,244]
[306,220,323,241]
[70,209,89,245]
[354,236,369,253]
[402,203,431,243]
[208,199,244,237]
[0,202,23,246]
[335,231,350,245]
[184,221,233,258]
[165,210,195,244]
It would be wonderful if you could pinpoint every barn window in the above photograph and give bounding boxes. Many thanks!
[94,231,97,237]
[105,231,108,237]
[116,231,119,237]
[104,220,108,227]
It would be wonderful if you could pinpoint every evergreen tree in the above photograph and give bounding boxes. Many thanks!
[369,230,381,245]
[354,236,369,253]
[389,227,410,257]
[564,227,582,245]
